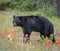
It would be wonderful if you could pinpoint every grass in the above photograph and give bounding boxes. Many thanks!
[0,11,60,51]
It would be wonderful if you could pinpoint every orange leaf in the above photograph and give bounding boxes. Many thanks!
[47,43,52,48]
[0,32,3,37]
[11,30,16,34]
[56,39,60,46]
[43,42,47,46]
[17,43,20,48]
[4,28,9,34]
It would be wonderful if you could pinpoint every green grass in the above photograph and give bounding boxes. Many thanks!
[0,11,60,51]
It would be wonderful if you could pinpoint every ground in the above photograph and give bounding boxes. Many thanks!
[0,11,60,51]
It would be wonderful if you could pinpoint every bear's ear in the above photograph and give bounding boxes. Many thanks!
[13,15,15,18]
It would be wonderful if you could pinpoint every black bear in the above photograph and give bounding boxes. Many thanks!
[13,15,55,43]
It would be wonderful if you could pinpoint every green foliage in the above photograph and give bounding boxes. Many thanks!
[8,0,37,11]
[0,0,10,3]
[0,0,10,10]
[0,0,57,17]
[50,34,54,40]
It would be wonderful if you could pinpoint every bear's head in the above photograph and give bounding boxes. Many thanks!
[13,16,23,27]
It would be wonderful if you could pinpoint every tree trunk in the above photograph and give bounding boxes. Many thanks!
[57,0,60,17]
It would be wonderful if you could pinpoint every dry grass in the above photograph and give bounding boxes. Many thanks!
[0,11,60,51]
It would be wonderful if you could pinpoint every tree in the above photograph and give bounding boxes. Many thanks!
[57,0,60,17]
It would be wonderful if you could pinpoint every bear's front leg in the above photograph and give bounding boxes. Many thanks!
[23,27,32,42]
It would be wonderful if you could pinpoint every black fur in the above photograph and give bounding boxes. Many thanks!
[13,15,55,42]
